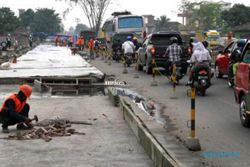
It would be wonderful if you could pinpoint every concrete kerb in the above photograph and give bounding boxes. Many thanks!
[119,96,179,167]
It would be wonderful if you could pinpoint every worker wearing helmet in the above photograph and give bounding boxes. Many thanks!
[0,84,33,133]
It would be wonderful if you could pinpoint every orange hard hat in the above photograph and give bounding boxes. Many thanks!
[19,84,32,98]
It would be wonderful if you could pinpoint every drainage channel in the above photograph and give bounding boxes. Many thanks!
[32,76,169,127]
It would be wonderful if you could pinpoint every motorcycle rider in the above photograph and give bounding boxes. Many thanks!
[187,41,212,85]
[122,36,135,67]
[228,39,246,86]
[165,37,182,77]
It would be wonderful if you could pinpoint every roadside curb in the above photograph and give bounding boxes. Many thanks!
[107,87,179,167]
[107,87,206,167]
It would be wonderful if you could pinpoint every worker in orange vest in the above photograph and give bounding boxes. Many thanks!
[0,84,33,133]
[88,38,94,59]
[77,36,84,51]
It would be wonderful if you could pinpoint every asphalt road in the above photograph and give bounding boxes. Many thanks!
[92,58,250,167]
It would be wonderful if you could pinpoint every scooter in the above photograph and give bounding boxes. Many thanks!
[188,61,212,96]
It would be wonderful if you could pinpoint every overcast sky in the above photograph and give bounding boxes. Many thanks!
[0,0,249,30]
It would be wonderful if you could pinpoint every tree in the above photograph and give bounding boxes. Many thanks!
[19,9,35,30]
[178,1,222,30]
[154,15,170,32]
[74,23,89,35]
[221,4,250,28]
[30,8,63,34]
[60,0,112,36]
[191,3,222,30]
[0,7,19,34]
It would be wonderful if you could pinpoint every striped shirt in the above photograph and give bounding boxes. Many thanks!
[165,43,182,62]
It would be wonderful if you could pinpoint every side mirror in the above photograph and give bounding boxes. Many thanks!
[148,41,153,45]
[235,50,242,61]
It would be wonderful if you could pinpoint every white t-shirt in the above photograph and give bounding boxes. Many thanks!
[122,41,135,54]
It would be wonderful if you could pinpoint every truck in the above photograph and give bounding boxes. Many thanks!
[234,40,250,127]
[204,30,220,48]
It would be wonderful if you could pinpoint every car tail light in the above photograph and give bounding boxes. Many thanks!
[188,47,192,54]
[150,47,156,55]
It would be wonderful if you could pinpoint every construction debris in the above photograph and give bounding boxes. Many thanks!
[4,118,90,142]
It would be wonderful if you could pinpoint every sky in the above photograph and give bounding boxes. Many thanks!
[0,0,249,30]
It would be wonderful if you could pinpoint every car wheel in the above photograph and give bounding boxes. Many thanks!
[239,95,250,128]
[215,64,223,78]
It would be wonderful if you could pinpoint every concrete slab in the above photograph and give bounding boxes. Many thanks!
[0,85,153,167]
[0,45,103,79]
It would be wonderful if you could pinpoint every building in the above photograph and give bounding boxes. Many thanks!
[143,15,155,34]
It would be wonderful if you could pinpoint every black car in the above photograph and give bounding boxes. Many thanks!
[137,31,187,74]
[111,32,134,61]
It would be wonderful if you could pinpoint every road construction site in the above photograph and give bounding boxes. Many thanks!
[0,45,207,167]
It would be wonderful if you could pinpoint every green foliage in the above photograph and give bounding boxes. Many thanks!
[221,4,250,28]
[74,24,89,35]
[0,7,19,34]
[154,15,170,31]
[19,9,35,29]
[30,8,63,34]
[192,3,222,30]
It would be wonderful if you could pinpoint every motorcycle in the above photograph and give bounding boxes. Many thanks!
[112,47,123,62]
[188,61,212,96]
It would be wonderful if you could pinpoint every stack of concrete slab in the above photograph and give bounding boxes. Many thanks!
[0,45,103,83]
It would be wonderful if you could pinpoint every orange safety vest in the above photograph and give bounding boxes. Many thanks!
[77,38,84,45]
[88,40,94,49]
[0,94,26,113]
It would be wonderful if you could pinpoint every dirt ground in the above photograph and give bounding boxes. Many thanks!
[0,85,153,167]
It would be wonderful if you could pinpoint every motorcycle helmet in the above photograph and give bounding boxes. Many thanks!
[202,41,209,48]
[237,39,246,48]
[170,37,178,44]
[127,36,132,41]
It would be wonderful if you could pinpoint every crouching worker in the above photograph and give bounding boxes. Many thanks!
[0,84,33,133]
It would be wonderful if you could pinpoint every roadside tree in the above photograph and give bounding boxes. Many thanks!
[59,0,112,36]
[0,7,19,34]
[30,8,63,34]
[221,4,250,28]
[19,9,35,30]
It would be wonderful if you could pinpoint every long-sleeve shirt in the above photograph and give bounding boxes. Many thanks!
[1,99,27,122]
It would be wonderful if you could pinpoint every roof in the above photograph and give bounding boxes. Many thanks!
[233,22,250,31]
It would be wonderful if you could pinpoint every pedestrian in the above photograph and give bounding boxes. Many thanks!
[0,84,33,133]
[224,31,234,48]
[6,34,11,49]
[29,35,33,47]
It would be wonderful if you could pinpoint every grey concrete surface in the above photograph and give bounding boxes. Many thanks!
[0,85,153,167]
